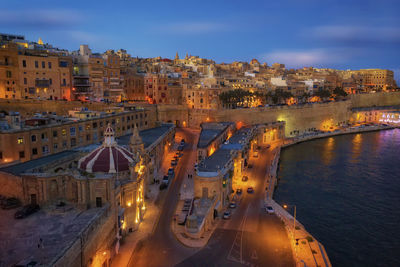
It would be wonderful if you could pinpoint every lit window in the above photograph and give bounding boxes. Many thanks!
[17,137,24,144]
[62,129,66,136]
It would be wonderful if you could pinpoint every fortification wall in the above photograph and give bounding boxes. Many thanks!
[350,91,400,108]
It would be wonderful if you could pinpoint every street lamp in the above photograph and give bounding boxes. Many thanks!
[283,204,297,245]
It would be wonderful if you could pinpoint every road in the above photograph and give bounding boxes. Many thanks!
[176,145,294,267]
[128,128,200,267]
[129,133,294,267]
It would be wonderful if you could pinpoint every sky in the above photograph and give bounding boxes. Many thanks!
[1,0,400,83]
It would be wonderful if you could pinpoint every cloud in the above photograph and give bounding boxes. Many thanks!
[0,9,84,29]
[260,48,359,67]
[309,25,400,45]
[154,22,232,34]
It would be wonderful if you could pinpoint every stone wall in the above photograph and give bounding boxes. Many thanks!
[350,91,400,108]
[0,171,23,199]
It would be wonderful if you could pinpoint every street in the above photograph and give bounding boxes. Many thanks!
[129,131,294,267]
[176,145,294,267]
[128,128,200,267]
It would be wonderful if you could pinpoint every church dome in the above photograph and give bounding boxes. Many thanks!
[78,124,135,173]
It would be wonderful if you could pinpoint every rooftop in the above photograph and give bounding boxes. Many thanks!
[0,150,79,176]
[117,124,174,148]
[0,125,174,176]
[197,127,254,174]
[0,205,108,266]
[197,122,234,148]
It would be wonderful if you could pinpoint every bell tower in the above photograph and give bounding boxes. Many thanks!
[129,125,144,160]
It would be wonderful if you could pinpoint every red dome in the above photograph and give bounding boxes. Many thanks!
[78,145,134,173]
[78,124,135,173]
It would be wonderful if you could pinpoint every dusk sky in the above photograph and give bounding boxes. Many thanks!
[1,0,399,82]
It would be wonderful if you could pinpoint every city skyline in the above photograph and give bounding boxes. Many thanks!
[1,0,400,82]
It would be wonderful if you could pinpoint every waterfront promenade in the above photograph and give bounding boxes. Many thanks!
[264,123,396,267]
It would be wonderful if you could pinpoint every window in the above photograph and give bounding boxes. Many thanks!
[53,130,58,137]
[42,61,45,68]
[62,140,67,148]
[48,62,52,69]
[32,148,38,155]
[53,143,58,150]
[0,151,2,159]
[22,60,26,67]
[62,129,66,136]
[19,151,25,159]
[71,138,76,147]
[17,137,24,144]
[42,145,49,154]
[86,134,91,141]
[6,71,11,78]
[78,125,83,132]
[31,135,36,142]
[24,78,27,85]
[70,127,76,136]
[35,61,38,68]
[62,79,66,86]
[41,132,47,140]
[96,197,102,207]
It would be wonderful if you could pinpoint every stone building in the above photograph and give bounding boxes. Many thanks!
[0,123,174,266]
[187,126,257,238]
[0,108,155,165]
[197,122,235,162]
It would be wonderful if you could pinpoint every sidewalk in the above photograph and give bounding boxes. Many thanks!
[110,201,160,267]
[111,145,179,267]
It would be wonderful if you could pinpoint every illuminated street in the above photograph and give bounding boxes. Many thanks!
[129,141,294,267]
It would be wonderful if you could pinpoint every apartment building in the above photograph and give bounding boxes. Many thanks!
[0,42,73,100]
[144,74,168,104]
[0,43,19,99]
[103,50,123,101]
[0,108,156,165]
[352,69,396,92]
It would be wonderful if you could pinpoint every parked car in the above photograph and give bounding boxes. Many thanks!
[168,168,174,176]
[247,187,254,193]
[159,183,168,190]
[178,145,184,151]
[171,159,178,166]
[236,188,242,195]
[2,197,21,210]
[162,175,170,184]
[265,206,275,214]
[242,176,248,182]
[223,210,231,219]
[247,164,253,169]
[229,202,236,208]
[14,204,40,219]
[266,144,271,149]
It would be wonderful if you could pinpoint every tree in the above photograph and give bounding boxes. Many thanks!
[314,89,332,99]
[333,87,348,97]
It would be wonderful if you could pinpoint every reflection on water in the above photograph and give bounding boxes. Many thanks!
[274,129,400,267]
[322,137,335,165]
[351,133,362,162]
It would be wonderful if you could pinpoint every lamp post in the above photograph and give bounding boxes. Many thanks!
[283,204,297,245]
